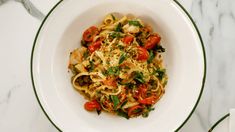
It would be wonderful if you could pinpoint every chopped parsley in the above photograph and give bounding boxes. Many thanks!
[83,51,89,59]
[133,71,145,83]
[154,45,165,53]
[115,23,122,32]
[123,66,130,70]
[128,20,143,27]
[110,32,121,39]
[105,66,120,76]
[120,100,128,108]
[119,53,127,64]
[111,14,116,20]
[88,61,94,72]
[96,110,101,115]
[110,95,120,109]
[154,68,166,80]
[147,50,155,64]
[117,109,129,119]
[117,45,124,50]
[117,81,134,88]
[81,40,88,47]
[142,106,155,118]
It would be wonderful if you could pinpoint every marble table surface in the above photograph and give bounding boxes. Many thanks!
[0,0,235,131]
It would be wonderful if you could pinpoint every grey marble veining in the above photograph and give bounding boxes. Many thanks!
[16,0,45,20]
[0,0,44,20]
[0,85,19,104]
[0,0,8,5]
[184,0,235,131]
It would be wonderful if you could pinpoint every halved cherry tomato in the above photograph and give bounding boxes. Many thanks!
[144,33,161,49]
[84,100,101,111]
[139,84,148,99]
[103,77,117,87]
[136,46,149,61]
[139,95,158,105]
[123,36,134,44]
[133,84,147,100]
[128,105,143,116]
[88,40,102,53]
[83,26,99,42]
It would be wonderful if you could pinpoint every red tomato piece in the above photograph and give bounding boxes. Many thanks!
[88,40,102,53]
[83,26,99,42]
[144,33,161,49]
[139,84,148,99]
[123,36,134,44]
[128,105,143,117]
[138,96,158,105]
[136,46,149,61]
[103,77,117,87]
[84,100,101,111]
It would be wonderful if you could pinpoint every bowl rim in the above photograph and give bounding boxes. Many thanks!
[208,113,230,132]
[30,0,207,131]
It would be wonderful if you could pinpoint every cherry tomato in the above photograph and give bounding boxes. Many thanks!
[139,84,147,98]
[138,96,158,105]
[84,100,101,111]
[88,40,102,53]
[123,36,134,44]
[133,85,147,100]
[128,105,143,116]
[136,46,149,61]
[83,26,99,42]
[103,77,117,87]
[144,34,161,49]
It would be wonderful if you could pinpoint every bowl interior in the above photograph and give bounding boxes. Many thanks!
[32,0,205,131]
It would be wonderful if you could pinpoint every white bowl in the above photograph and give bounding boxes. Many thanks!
[209,114,230,132]
[31,0,206,131]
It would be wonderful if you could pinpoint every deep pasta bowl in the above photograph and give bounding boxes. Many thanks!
[31,0,206,132]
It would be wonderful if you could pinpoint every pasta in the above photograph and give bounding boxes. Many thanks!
[68,14,168,119]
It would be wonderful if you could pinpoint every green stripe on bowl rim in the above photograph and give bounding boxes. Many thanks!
[30,0,207,131]
[208,114,230,132]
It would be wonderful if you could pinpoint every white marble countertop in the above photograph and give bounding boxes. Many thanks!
[0,0,235,131]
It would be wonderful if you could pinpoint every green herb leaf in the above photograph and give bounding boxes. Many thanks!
[111,14,116,20]
[154,68,166,80]
[96,110,101,115]
[147,106,155,111]
[119,53,127,64]
[122,82,136,89]
[88,61,94,72]
[147,50,155,64]
[83,51,89,59]
[117,45,124,50]
[142,106,155,118]
[154,45,165,53]
[107,66,120,76]
[142,112,149,118]
[81,40,88,47]
[128,20,143,27]
[133,108,142,113]
[123,66,130,70]
[117,109,129,119]
[115,23,122,32]
[120,100,128,108]
[133,71,145,83]
[111,95,120,109]
[110,32,121,39]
